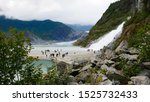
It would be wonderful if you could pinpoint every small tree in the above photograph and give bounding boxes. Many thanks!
[0,29,42,85]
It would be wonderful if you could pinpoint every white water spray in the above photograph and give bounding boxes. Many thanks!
[88,22,125,51]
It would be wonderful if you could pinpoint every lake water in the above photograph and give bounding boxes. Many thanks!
[31,22,125,73]
[31,40,87,52]
[30,40,87,73]
[33,59,53,74]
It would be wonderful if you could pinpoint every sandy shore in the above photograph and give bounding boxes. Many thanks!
[29,50,96,64]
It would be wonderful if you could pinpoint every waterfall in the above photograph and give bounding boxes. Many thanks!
[137,0,144,11]
[88,22,125,51]
[134,0,141,11]
[137,0,141,11]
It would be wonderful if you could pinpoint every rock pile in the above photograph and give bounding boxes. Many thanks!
[68,40,150,85]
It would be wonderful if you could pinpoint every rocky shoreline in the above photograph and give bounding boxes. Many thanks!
[56,40,150,85]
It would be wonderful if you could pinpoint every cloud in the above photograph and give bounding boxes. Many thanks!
[0,0,118,25]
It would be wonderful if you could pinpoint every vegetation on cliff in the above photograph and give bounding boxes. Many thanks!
[113,0,150,78]
[114,12,150,61]
[75,0,132,47]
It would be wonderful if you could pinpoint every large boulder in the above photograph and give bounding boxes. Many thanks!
[92,73,108,84]
[103,59,115,67]
[130,76,150,85]
[115,40,128,54]
[80,64,92,72]
[57,61,69,74]
[97,72,108,81]
[91,59,98,67]
[119,54,139,61]
[70,69,80,77]
[104,49,115,60]
[101,64,118,74]
[75,71,90,83]
[142,62,150,69]
[111,56,120,62]
[127,47,139,55]
[73,60,89,69]
[138,69,150,78]
[106,73,130,85]
[99,47,115,60]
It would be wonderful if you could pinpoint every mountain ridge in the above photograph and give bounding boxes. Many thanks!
[0,15,85,43]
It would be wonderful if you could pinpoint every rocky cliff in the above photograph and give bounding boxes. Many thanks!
[69,0,150,85]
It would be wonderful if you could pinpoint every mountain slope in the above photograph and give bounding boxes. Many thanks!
[113,0,150,61]
[0,16,76,42]
[75,0,132,47]
[71,0,150,85]
[68,24,93,31]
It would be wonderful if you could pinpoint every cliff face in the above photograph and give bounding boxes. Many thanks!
[132,0,150,13]
[113,0,150,62]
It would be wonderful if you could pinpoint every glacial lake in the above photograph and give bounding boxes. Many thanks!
[31,22,125,74]
[30,40,87,73]
[33,59,53,74]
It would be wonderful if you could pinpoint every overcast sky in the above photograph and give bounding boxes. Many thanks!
[0,0,118,25]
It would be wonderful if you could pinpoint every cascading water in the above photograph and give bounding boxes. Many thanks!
[88,22,125,51]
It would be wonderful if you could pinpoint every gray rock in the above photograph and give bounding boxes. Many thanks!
[128,81,134,85]
[142,62,150,69]
[146,31,150,36]
[68,75,75,80]
[138,69,150,78]
[91,59,98,64]
[73,60,89,69]
[68,82,78,85]
[96,59,105,67]
[128,47,139,55]
[70,69,80,77]
[97,72,108,81]
[106,73,130,85]
[111,56,120,62]
[80,64,91,72]
[104,59,115,67]
[130,76,150,85]
[99,80,113,85]
[91,73,97,84]
[115,40,128,54]
[76,71,90,83]
[57,61,69,74]
[91,59,98,67]
[72,62,80,69]
[119,54,139,61]
[101,64,118,74]
[104,49,115,59]
[99,47,115,60]
[79,81,83,85]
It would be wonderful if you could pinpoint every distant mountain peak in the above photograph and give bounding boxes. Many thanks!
[0,15,88,44]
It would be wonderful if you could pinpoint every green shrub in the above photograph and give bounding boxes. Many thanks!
[118,59,141,78]
[0,29,43,85]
